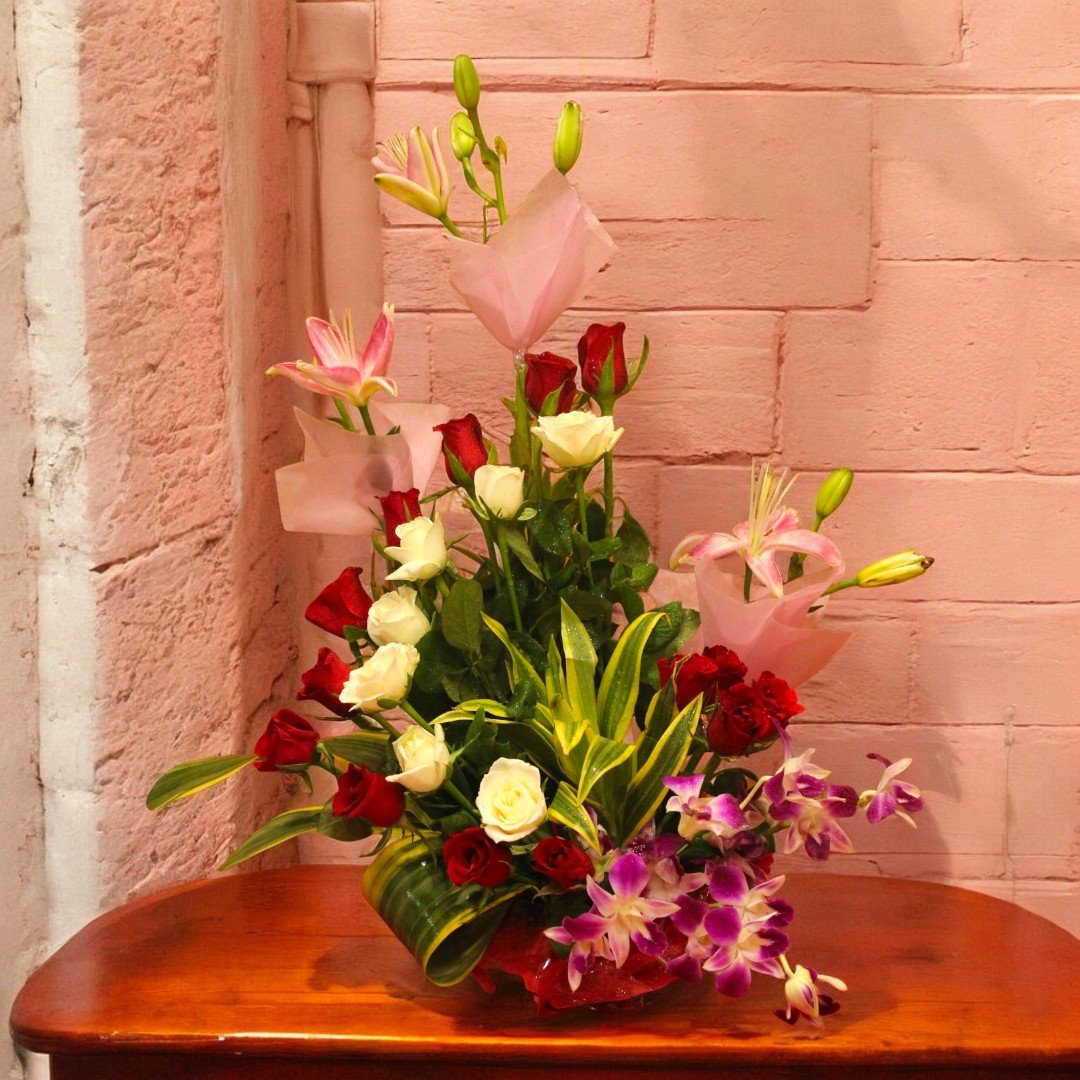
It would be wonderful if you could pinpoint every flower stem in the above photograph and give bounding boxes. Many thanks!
[467,107,507,225]
[368,712,400,739]
[357,404,377,436]
[434,574,452,600]
[574,471,595,587]
[399,699,435,734]
[743,562,753,603]
[494,523,524,632]
[437,213,464,238]
[603,452,615,538]
[443,777,479,819]
[334,399,357,431]
[822,577,858,596]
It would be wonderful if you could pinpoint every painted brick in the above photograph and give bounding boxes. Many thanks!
[378,0,651,60]
[782,262,1027,471]
[655,466,1080,603]
[654,0,963,83]
[387,311,431,402]
[1007,727,1080,858]
[912,604,1080,727]
[965,1,1080,86]
[876,96,1080,261]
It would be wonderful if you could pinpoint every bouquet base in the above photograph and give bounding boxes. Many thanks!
[472,901,683,1015]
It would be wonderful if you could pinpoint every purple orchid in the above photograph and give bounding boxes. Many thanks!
[668,865,790,995]
[861,753,924,828]
[763,747,857,861]
[543,910,613,992]
[775,961,847,1026]
[626,820,708,901]
[664,774,750,844]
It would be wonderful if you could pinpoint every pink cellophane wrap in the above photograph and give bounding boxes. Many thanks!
[448,170,616,353]
[650,562,852,688]
[275,401,451,536]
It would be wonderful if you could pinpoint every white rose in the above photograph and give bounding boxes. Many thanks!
[473,463,525,519]
[384,514,447,582]
[531,412,623,470]
[387,724,449,793]
[339,642,419,713]
[368,587,431,646]
[475,757,547,843]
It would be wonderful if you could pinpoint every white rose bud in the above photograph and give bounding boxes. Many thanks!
[473,463,526,519]
[530,411,623,470]
[339,642,419,713]
[367,587,431,646]
[475,757,547,843]
[384,514,448,582]
[387,724,449,793]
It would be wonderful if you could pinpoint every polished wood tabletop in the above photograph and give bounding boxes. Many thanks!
[11,865,1080,1078]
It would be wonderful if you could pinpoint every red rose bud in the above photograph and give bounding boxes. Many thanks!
[442,826,513,887]
[578,322,627,397]
[379,487,422,544]
[531,835,593,889]
[657,645,748,712]
[434,413,488,480]
[297,647,353,717]
[331,764,405,827]
[524,351,577,414]
[305,566,372,637]
[253,709,320,773]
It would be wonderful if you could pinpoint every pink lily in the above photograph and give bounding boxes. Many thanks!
[672,461,843,599]
[372,127,451,220]
[268,305,398,409]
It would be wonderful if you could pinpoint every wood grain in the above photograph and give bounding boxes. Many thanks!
[12,866,1080,1076]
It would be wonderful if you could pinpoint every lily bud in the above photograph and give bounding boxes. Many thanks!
[856,550,934,588]
[453,54,481,110]
[815,468,854,521]
[450,112,476,161]
[553,100,583,174]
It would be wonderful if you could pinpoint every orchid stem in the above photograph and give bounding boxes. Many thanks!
[334,399,358,431]
[357,404,377,436]
[437,213,464,238]
[399,699,435,734]
[494,523,524,632]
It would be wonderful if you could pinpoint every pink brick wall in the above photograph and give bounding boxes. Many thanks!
[371,0,1080,934]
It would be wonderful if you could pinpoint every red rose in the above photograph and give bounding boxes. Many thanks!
[305,567,372,637]
[331,764,405,826]
[434,414,488,479]
[524,351,577,414]
[658,645,748,711]
[531,836,593,889]
[756,670,804,724]
[578,322,627,396]
[708,683,770,756]
[442,826,513,887]
[297,647,353,717]
[379,488,422,545]
[253,709,320,773]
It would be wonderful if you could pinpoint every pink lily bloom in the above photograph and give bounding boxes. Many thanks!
[671,461,843,599]
[449,170,616,353]
[268,305,398,409]
[372,128,451,219]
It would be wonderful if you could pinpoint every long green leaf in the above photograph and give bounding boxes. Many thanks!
[362,835,528,986]
[577,735,635,806]
[547,781,600,851]
[218,806,323,870]
[146,754,256,811]
[616,695,702,845]
[320,732,390,769]
[596,611,666,741]
[560,599,598,727]
[482,613,544,697]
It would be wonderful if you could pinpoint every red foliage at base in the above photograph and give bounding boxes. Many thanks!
[472,903,683,1014]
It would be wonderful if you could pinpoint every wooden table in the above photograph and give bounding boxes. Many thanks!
[10,866,1080,1078]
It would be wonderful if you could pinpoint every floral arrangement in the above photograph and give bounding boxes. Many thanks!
[148,56,933,1022]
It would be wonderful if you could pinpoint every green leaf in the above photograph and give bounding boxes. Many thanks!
[146,754,256,810]
[616,509,652,564]
[560,599,598,727]
[503,527,544,580]
[617,696,701,845]
[612,583,645,622]
[317,800,374,842]
[529,500,574,558]
[562,589,614,622]
[577,736,635,805]
[547,781,600,851]
[441,578,483,653]
[320,732,390,770]
[482,613,544,698]
[643,601,701,661]
[414,627,468,694]
[506,678,538,720]
[219,806,323,870]
[362,834,528,986]
[641,680,677,743]
[596,610,666,742]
